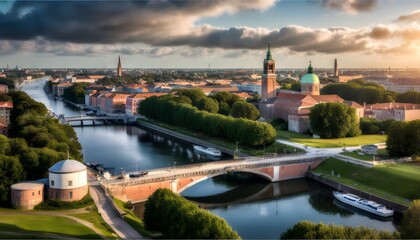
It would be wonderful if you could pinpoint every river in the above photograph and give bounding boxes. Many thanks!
[23,78,398,239]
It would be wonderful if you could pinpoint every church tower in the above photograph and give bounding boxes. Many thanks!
[333,58,338,77]
[261,44,276,99]
[117,56,122,77]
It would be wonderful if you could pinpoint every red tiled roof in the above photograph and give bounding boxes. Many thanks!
[365,102,420,110]
[128,93,168,99]
[0,101,13,108]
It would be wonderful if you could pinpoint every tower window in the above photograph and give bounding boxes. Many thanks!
[68,181,73,187]
[51,180,54,186]
[69,192,73,199]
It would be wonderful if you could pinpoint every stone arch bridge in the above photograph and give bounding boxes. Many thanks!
[102,154,325,203]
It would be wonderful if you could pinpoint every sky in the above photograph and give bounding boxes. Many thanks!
[0,0,420,69]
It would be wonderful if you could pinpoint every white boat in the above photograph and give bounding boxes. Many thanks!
[193,145,222,157]
[333,191,394,217]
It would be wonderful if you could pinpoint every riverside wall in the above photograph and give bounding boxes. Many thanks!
[138,120,250,157]
[306,172,409,213]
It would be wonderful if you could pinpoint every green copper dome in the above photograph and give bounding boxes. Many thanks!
[301,61,320,84]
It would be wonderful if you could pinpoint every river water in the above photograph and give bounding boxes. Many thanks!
[23,78,398,239]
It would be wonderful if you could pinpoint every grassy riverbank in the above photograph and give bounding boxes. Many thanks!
[0,213,100,239]
[140,119,302,156]
[277,130,386,148]
[112,197,155,238]
[313,158,420,205]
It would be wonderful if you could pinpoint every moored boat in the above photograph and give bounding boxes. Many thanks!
[333,191,394,217]
[193,145,222,157]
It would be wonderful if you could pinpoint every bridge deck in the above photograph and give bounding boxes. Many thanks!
[103,153,326,187]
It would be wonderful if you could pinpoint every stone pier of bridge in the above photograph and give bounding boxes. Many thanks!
[103,156,324,203]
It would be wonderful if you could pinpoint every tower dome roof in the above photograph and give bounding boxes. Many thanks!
[301,73,320,84]
[301,61,320,84]
[49,160,86,173]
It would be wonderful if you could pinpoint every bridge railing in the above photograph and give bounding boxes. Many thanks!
[104,156,326,187]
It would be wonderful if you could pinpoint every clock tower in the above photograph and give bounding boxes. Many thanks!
[261,44,276,99]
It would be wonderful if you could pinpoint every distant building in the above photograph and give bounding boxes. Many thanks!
[100,93,130,114]
[261,44,277,99]
[0,84,8,93]
[125,93,167,116]
[11,182,44,210]
[383,84,420,93]
[237,82,261,94]
[48,160,88,201]
[0,101,13,136]
[52,83,73,97]
[364,102,420,121]
[361,145,378,155]
[328,59,363,83]
[117,56,122,77]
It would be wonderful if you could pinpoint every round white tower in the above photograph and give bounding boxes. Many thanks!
[48,160,88,201]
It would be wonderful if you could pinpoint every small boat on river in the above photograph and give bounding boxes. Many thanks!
[333,191,394,217]
[193,145,222,157]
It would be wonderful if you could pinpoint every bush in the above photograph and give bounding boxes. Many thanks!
[34,193,93,210]
[281,220,399,239]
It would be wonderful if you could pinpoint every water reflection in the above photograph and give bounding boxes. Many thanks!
[179,176,397,239]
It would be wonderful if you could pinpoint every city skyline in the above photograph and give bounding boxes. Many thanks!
[0,0,419,69]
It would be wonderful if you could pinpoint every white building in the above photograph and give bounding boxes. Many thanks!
[48,160,88,202]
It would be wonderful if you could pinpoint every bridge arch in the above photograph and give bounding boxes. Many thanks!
[177,169,273,194]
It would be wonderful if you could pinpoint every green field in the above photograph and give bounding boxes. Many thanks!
[72,210,117,239]
[277,129,386,148]
[341,151,376,161]
[0,214,100,239]
[341,149,389,161]
[112,197,154,238]
[313,158,420,205]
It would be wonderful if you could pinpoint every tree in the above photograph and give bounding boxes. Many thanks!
[400,200,420,239]
[62,83,88,104]
[218,102,230,116]
[0,155,24,202]
[309,102,361,138]
[397,91,420,104]
[144,188,240,239]
[291,82,301,91]
[231,101,260,120]
[175,89,206,106]
[386,120,420,157]
[196,97,219,113]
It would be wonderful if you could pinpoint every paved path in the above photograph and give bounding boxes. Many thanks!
[89,184,145,239]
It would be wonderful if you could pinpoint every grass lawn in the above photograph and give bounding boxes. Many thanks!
[341,151,376,161]
[112,197,155,238]
[141,119,303,156]
[341,149,389,161]
[72,209,117,239]
[0,214,100,239]
[277,129,386,148]
[313,158,420,205]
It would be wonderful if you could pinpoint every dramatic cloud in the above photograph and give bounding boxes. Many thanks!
[0,0,274,43]
[395,9,420,23]
[320,0,377,13]
[0,1,419,57]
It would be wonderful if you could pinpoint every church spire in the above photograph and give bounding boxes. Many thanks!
[265,43,273,61]
[117,55,122,77]
[307,61,313,73]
